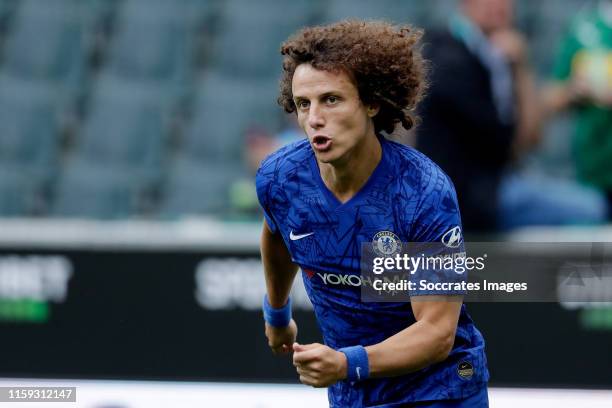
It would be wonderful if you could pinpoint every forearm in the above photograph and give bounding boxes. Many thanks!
[542,82,574,116]
[260,220,298,307]
[513,64,542,153]
[365,318,455,378]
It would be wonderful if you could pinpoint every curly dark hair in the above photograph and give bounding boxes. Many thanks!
[279,20,428,134]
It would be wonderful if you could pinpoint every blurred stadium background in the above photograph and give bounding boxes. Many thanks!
[0,0,610,406]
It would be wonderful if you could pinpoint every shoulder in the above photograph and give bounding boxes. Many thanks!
[385,139,455,195]
[385,140,459,227]
[423,29,458,47]
[256,139,311,187]
[386,141,462,240]
[422,29,466,59]
[423,29,481,83]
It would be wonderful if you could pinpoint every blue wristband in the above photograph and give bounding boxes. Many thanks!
[262,295,292,327]
[338,345,369,382]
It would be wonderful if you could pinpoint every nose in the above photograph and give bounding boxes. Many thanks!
[307,103,325,130]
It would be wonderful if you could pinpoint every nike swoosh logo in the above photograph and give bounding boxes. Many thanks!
[289,231,314,240]
[356,367,361,380]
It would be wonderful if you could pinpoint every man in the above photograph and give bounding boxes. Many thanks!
[543,0,612,218]
[417,0,607,232]
[256,21,489,407]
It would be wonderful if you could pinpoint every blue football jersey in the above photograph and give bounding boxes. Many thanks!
[256,136,489,407]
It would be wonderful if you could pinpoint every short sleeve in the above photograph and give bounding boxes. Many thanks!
[410,169,464,247]
[408,168,467,296]
[255,166,279,234]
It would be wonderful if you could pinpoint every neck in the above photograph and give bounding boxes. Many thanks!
[318,133,382,203]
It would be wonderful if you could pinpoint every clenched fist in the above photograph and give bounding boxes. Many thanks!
[293,342,347,388]
[265,318,298,355]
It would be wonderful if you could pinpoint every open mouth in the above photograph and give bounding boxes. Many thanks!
[312,135,332,152]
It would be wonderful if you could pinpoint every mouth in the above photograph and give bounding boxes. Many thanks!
[312,135,332,152]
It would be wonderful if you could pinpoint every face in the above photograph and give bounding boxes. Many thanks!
[245,133,277,173]
[291,64,378,165]
[462,0,513,34]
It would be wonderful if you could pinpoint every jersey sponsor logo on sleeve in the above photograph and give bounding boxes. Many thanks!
[290,230,314,240]
[441,226,463,248]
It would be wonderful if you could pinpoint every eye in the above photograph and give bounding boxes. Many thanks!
[326,95,339,104]
[297,100,310,109]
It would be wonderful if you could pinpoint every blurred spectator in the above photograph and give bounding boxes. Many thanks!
[228,126,280,220]
[275,114,303,146]
[417,0,608,232]
[543,0,612,218]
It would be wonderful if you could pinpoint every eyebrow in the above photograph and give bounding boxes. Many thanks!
[293,91,341,102]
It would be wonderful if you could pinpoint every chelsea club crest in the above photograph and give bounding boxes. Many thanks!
[372,231,401,256]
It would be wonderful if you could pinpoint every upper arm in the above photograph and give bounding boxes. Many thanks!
[255,165,279,234]
[256,164,289,263]
[411,295,462,334]
[406,167,468,297]
[405,167,465,353]
[409,168,463,242]
[261,218,288,257]
[260,218,295,271]
[411,295,463,362]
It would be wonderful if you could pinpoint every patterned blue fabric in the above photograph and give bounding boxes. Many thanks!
[412,386,489,407]
[256,136,489,407]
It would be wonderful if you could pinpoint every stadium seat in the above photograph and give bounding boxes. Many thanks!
[323,0,429,26]
[51,159,145,219]
[0,0,16,29]
[74,77,172,183]
[220,0,318,24]
[0,71,64,217]
[529,113,577,179]
[210,0,319,78]
[183,71,280,161]
[183,0,222,23]
[0,0,15,14]
[2,0,88,87]
[157,155,246,218]
[101,0,199,85]
[0,76,60,184]
[82,0,121,28]
[0,167,40,216]
[425,0,459,29]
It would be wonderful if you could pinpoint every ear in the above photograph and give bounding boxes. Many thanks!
[366,103,380,118]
